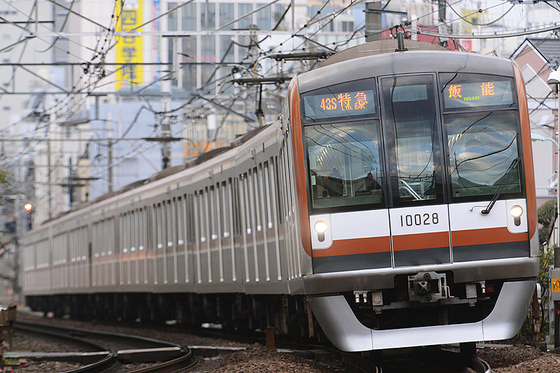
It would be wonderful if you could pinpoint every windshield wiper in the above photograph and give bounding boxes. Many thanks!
[481,157,520,215]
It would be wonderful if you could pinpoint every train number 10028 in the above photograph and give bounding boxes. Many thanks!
[400,213,439,227]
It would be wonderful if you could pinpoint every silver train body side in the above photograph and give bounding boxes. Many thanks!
[24,121,308,296]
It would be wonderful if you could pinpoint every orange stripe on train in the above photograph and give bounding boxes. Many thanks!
[452,227,528,246]
[312,236,391,257]
[392,231,449,252]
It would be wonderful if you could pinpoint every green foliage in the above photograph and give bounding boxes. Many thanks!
[537,200,557,247]
[538,199,556,229]
[539,227,550,247]
[0,169,15,206]
[537,246,553,339]
[515,245,554,343]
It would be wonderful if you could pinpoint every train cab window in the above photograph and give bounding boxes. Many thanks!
[380,75,443,205]
[305,122,384,210]
[439,73,522,200]
[444,111,522,199]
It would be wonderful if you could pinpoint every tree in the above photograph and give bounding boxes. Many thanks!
[538,199,557,247]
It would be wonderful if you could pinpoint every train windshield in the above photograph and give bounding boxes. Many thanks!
[305,122,384,209]
[444,111,521,198]
[440,73,521,200]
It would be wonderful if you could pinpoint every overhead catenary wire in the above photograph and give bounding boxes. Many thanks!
[444,0,516,27]
[411,22,560,39]
[4,2,560,206]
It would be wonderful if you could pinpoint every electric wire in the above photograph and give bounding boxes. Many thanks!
[2,0,560,217]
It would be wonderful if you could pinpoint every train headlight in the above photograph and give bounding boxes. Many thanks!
[314,220,328,242]
[510,205,523,226]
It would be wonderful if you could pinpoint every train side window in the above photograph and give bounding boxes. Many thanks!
[194,192,201,247]
[131,211,137,254]
[187,194,195,245]
[167,199,174,250]
[305,121,384,210]
[210,185,218,240]
[272,156,283,221]
[177,196,185,250]
[156,204,163,251]
[139,208,145,253]
[108,217,114,256]
[279,146,293,225]
[253,166,263,232]
[221,181,230,239]
[199,190,208,243]
[121,214,127,256]
[249,169,258,233]
[241,173,252,235]
[205,188,212,243]
[164,201,170,251]
[232,178,242,236]
[214,183,222,240]
[263,161,273,229]
[163,202,168,252]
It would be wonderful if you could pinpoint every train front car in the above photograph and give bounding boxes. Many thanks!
[292,43,538,352]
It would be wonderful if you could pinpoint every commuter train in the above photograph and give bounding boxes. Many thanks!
[22,39,538,352]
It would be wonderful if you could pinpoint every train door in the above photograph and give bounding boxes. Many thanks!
[438,73,529,261]
[379,74,451,267]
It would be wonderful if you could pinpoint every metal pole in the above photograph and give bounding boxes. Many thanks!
[531,132,560,246]
[107,112,114,193]
[48,114,53,219]
[557,90,560,248]
[547,70,560,247]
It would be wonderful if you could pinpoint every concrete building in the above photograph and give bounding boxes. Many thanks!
[12,0,364,222]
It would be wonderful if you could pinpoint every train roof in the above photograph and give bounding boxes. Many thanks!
[321,39,449,67]
[299,40,515,94]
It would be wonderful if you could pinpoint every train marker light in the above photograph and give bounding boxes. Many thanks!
[314,220,328,242]
[510,205,523,226]
[24,203,32,213]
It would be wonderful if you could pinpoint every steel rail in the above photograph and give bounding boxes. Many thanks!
[13,321,197,373]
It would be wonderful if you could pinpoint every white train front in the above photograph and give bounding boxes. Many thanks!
[22,41,539,352]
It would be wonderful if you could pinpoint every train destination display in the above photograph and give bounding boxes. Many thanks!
[443,80,514,109]
[302,89,375,121]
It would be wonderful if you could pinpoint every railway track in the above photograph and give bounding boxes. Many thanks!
[11,321,197,373]
[11,312,493,373]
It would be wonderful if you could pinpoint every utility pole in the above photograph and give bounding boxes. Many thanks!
[161,78,172,169]
[437,0,448,47]
[48,114,54,219]
[107,111,114,193]
[365,1,382,42]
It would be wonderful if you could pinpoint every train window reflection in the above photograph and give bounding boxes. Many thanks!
[444,111,522,198]
[380,75,441,204]
[395,118,437,202]
[305,122,384,210]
